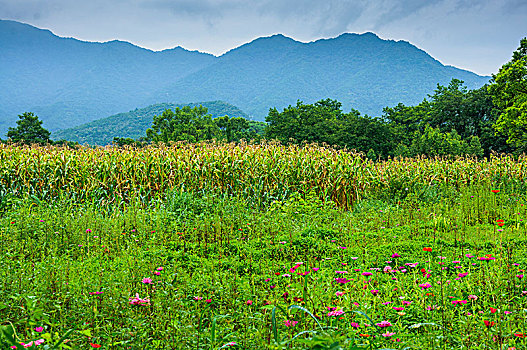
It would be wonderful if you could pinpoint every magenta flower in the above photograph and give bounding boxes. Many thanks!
[468,294,478,300]
[156,267,163,271]
[86,229,92,233]
[34,327,43,332]
[362,272,373,276]
[246,300,253,305]
[350,322,360,328]
[154,271,161,276]
[312,267,320,272]
[129,293,150,306]
[334,277,351,284]
[458,272,469,278]
[335,270,348,274]
[335,291,344,296]
[284,320,298,327]
[194,296,203,300]
[391,253,400,258]
[382,332,396,337]
[370,289,379,296]
[205,299,212,303]
[419,283,432,290]
[392,307,404,311]
[141,277,153,284]
[339,246,347,249]
[327,308,345,317]
[376,320,392,328]
[517,274,524,279]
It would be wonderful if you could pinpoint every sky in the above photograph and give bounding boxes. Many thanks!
[1,0,526,76]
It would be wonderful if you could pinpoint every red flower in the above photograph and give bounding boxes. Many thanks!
[490,307,498,313]
[497,219,505,227]
[274,272,281,275]
[491,190,500,193]
[484,320,496,327]
[90,344,102,348]
[359,334,370,337]
[423,247,433,252]
[514,333,526,338]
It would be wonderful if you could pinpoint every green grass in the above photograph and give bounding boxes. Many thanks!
[2,183,527,349]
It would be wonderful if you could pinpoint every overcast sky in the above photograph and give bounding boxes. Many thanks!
[1,0,525,76]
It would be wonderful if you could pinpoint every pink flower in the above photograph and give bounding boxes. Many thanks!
[86,229,92,233]
[327,308,345,317]
[129,293,150,305]
[402,301,412,305]
[370,289,379,296]
[206,299,212,303]
[34,326,44,332]
[350,322,360,328]
[376,320,392,328]
[335,270,348,274]
[383,266,393,273]
[194,296,203,300]
[419,283,432,290]
[391,253,400,258]
[392,307,404,311]
[382,332,396,337]
[362,272,373,276]
[35,339,45,345]
[312,267,319,272]
[468,294,478,300]
[335,291,344,296]
[156,267,163,271]
[284,320,298,327]
[154,271,161,276]
[334,277,352,284]
[246,300,253,305]
[141,278,153,284]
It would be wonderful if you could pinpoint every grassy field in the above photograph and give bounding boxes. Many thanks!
[2,143,527,349]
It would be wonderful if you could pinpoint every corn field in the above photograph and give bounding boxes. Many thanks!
[1,142,526,208]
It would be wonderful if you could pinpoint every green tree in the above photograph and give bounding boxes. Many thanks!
[7,112,51,145]
[214,115,255,142]
[146,106,221,143]
[489,38,527,149]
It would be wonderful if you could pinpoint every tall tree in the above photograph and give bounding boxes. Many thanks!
[488,38,527,149]
[7,112,51,145]
[146,106,221,143]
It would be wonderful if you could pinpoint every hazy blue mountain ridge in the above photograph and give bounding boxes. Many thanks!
[1,20,490,137]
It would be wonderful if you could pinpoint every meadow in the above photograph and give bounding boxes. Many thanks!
[1,142,527,349]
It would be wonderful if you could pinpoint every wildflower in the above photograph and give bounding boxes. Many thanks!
[350,257,358,260]
[156,267,163,271]
[246,300,253,305]
[90,344,102,348]
[490,307,498,313]
[312,267,319,272]
[282,274,291,277]
[392,307,404,311]
[350,322,360,328]
[468,295,478,300]
[376,320,392,328]
[284,320,298,327]
[491,189,500,193]
[419,283,432,290]
[382,302,392,305]
[514,333,526,337]
[497,219,505,227]
[370,289,379,296]
[382,332,396,337]
[484,320,496,327]
[34,327,43,332]
[423,247,433,252]
[362,272,373,276]
[194,296,202,300]
[86,229,92,233]
[383,266,393,273]
[265,278,271,282]
[206,299,212,303]
[129,293,150,305]
[505,311,512,314]
[335,291,344,296]
[334,277,351,284]
[452,300,468,305]
[154,271,160,276]
[339,246,347,249]
[141,278,153,284]
[335,270,348,274]
[458,272,469,278]
[297,271,310,276]
[223,342,236,347]
[327,309,345,317]
[517,274,524,279]
[391,253,400,258]
[402,301,412,305]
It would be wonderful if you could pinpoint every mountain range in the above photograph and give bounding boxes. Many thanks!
[1,19,490,137]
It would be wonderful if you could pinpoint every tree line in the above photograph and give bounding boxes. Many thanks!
[4,38,526,158]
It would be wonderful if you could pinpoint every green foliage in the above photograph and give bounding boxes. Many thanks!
[489,38,527,150]
[265,99,394,156]
[6,112,51,145]
[53,101,250,145]
[146,106,222,143]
